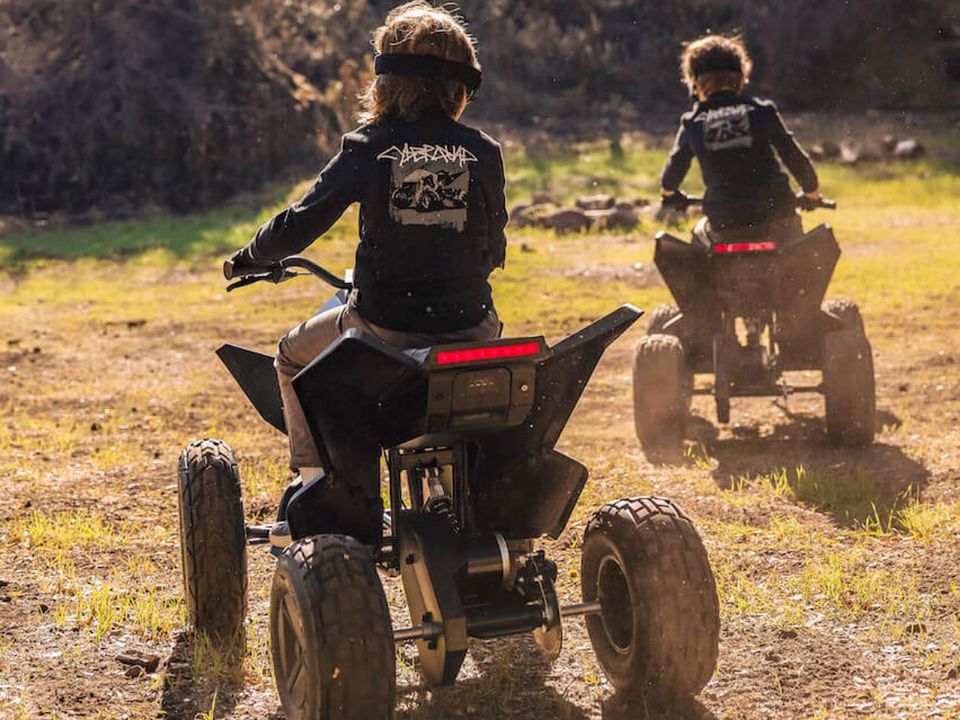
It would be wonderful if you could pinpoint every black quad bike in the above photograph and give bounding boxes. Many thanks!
[176,256,720,719]
[634,197,876,461]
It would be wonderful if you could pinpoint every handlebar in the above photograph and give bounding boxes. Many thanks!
[665,195,836,211]
[224,256,353,293]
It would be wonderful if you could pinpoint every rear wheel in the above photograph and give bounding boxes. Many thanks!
[581,497,719,701]
[647,304,681,336]
[178,439,247,647]
[633,334,689,462]
[824,297,865,332]
[270,534,395,720]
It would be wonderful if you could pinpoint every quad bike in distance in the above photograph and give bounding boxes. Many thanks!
[176,256,721,719]
[634,196,876,461]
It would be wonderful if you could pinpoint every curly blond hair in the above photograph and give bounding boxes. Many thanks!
[358,2,479,125]
[680,34,753,97]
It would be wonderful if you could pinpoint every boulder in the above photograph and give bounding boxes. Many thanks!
[575,193,615,211]
[894,138,925,159]
[544,208,591,234]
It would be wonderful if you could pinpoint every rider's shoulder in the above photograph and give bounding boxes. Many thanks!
[748,95,780,114]
[451,120,503,156]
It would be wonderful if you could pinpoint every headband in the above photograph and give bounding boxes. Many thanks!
[375,53,482,94]
[691,55,743,78]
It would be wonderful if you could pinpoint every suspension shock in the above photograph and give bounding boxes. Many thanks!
[420,464,460,533]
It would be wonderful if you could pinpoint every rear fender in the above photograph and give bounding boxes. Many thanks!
[778,224,840,324]
[654,232,712,312]
[471,305,643,538]
[216,344,285,434]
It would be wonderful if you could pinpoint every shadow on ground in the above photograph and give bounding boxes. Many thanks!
[397,634,717,720]
[160,632,279,720]
[695,409,929,529]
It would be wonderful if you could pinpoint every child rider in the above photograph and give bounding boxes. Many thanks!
[660,34,823,244]
[225,1,507,546]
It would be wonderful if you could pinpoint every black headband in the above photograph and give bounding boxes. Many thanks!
[692,55,743,78]
[375,53,482,94]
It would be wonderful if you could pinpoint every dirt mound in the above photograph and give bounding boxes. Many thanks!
[0,1,340,216]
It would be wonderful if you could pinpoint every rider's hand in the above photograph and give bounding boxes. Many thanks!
[224,246,265,280]
[797,190,822,211]
[661,189,689,211]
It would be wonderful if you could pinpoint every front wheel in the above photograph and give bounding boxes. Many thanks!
[270,534,395,720]
[178,439,248,646]
[581,497,719,701]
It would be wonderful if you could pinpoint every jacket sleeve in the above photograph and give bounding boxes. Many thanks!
[485,145,508,270]
[660,122,693,191]
[769,106,819,193]
[247,135,367,263]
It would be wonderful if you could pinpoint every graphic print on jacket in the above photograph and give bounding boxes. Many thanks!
[377,143,477,231]
[698,103,754,151]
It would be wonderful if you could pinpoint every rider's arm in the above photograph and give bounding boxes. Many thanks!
[768,106,819,195]
[660,123,693,195]
[485,146,508,270]
[246,135,368,264]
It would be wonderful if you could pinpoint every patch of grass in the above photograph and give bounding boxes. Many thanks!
[62,581,182,642]
[8,510,124,552]
[726,466,920,531]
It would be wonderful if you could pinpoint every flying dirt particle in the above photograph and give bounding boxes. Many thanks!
[90,422,102,432]
[898,383,909,392]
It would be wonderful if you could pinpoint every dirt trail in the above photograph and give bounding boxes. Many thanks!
[1,236,959,719]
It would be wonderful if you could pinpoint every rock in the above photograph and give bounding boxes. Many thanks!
[815,140,841,160]
[584,206,639,231]
[0,579,8,588]
[117,651,161,674]
[510,202,557,229]
[125,665,145,678]
[904,621,927,635]
[531,190,557,205]
[608,205,639,230]
[894,138,925,159]
[575,193,615,211]
[949,666,960,680]
[777,628,799,640]
[543,208,590,234]
[838,140,862,165]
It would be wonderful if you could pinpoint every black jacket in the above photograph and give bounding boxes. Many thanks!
[246,113,508,332]
[661,92,818,230]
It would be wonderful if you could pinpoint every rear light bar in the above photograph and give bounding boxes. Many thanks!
[436,341,542,366]
[713,241,776,253]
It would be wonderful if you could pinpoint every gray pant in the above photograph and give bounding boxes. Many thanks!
[275,293,500,470]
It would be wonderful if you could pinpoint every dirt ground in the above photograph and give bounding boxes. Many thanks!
[1,189,960,719]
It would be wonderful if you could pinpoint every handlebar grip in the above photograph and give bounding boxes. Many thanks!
[224,257,271,280]
[820,199,837,210]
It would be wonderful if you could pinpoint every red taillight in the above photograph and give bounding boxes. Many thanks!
[436,342,541,366]
[713,241,776,253]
